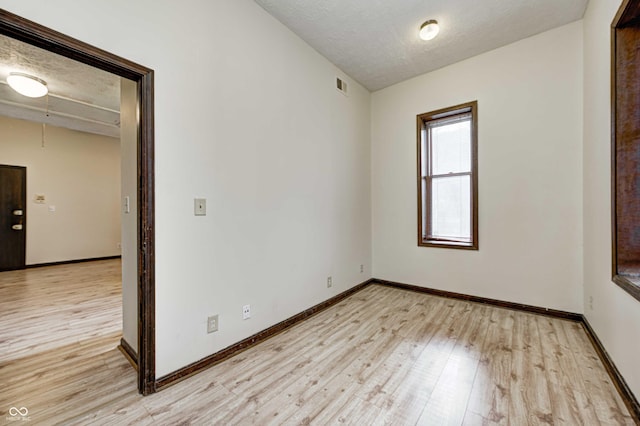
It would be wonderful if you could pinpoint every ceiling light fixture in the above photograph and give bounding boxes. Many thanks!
[7,72,48,98]
[419,20,440,41]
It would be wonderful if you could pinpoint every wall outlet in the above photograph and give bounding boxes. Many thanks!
[207,314,219,333]
[360,264,364,273]
[589,296,593,310]
[327,276,333,288]
[242,304,251,320]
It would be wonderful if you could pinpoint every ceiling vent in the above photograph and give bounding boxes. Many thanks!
[336,77,348,96]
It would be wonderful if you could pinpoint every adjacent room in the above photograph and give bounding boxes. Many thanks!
[0,0,638,424]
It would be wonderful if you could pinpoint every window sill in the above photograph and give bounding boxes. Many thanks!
[613,274,640,302]
[419,239,478,250]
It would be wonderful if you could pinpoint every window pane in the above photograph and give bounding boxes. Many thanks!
[431,175,471,240]
[431,120,471,175]
[421,129,428,177]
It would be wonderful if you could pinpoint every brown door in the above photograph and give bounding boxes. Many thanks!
[0,165,26,271]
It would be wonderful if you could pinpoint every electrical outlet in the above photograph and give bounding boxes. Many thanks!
[327,276,333,288]
[207,315,219,333]
[243,304,251,320]
[360,264,364,273]
[589,296,593,310]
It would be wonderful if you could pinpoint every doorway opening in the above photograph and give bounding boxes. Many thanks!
[0,9,156,394]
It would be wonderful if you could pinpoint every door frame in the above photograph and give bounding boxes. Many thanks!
[0,9,156,395]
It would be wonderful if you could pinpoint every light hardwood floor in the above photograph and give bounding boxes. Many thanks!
[0,259,122,363]
[0,262,635,425]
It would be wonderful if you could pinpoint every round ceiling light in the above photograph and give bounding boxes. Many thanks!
[419,20,440,41]
[7,72,48,98]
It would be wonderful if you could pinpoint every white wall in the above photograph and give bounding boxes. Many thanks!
[0,0,372,377]
[0,116,121,264]
[120,78,138,352]
[583,0,640,397]
[10,3,635,400]
[371,22,584,312]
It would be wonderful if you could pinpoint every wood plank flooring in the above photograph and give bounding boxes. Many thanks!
[0,263,635,425]
[0,259,122,362]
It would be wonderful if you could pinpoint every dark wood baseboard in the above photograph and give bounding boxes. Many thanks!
[373,278,583,322]
[373,278,639,423]
[581,316,640,423]
[118,338,138,371]
[155,279,374,390]
[27,255,122,269]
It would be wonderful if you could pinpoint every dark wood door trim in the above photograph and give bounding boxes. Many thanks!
[611,0,640,303]
[0,9,156,395]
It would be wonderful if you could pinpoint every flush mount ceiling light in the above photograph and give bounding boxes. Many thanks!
[7,72,48,98]
[419,20,440,41]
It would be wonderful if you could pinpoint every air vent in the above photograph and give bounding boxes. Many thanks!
[336,77,348,96]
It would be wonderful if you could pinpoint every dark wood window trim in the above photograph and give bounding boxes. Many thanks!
[611,0,640,302]
[0,9,158,393]
[417,101,478,250]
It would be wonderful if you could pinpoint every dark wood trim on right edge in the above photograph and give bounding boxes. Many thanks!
[611,0,640,304]
[0,8,157,395]
[155,279,374,391]
[581,316,640,423]
[373,278,582,321]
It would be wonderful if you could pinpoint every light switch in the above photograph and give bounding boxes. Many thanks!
[194,198,206,216]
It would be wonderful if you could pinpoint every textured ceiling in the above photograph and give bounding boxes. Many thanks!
[254,0,588,91]
[0,35,120,137]
[0,1,589,133]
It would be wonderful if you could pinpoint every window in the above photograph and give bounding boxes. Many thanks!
[417,101,478,249]
[611,0,640,302]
